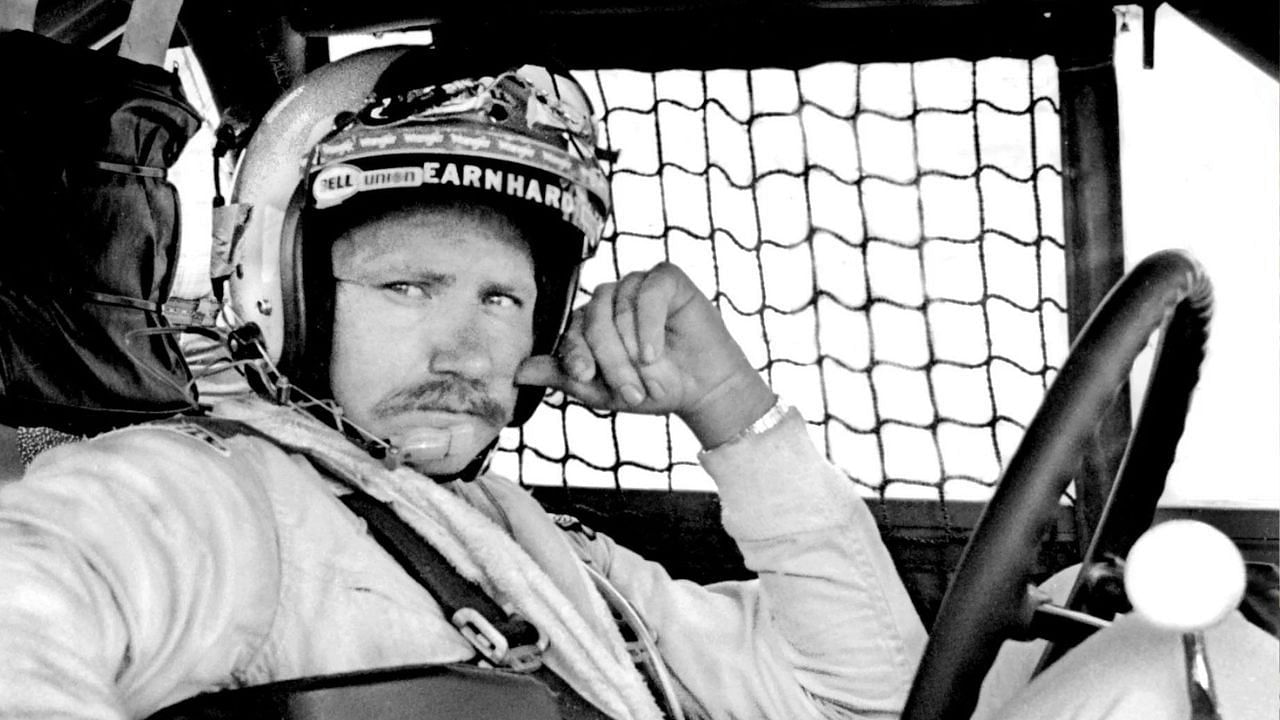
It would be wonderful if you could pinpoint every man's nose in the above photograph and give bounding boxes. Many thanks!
[427,321,494,379]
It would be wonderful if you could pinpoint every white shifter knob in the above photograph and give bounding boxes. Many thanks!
[1124,519,1246,632]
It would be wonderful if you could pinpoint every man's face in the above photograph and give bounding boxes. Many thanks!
[328,203,537,475]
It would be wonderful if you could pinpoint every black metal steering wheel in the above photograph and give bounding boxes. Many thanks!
[901,250,1214,720]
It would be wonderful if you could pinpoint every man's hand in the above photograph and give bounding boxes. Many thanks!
[515,262,776,449]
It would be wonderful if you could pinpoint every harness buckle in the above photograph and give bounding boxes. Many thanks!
[452,607,544,672]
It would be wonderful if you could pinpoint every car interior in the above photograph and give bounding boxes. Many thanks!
[0,1,1276,718]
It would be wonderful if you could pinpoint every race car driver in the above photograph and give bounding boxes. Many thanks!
[0,42,926,719]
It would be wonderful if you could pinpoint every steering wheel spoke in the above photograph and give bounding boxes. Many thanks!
[1025,598,1110,646]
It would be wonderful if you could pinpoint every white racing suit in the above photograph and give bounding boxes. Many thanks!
[4,400,1274,720]
[0,400,927,719]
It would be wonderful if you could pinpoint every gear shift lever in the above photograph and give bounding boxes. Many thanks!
[1125,520,1247,720]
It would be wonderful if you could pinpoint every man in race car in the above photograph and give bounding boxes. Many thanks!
[0,40,1274,720]
[0,43,927,719]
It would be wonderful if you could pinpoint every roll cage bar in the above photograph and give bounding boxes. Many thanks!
[30,2,1278,125]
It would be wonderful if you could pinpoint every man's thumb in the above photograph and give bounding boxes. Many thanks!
[515,355,566,388]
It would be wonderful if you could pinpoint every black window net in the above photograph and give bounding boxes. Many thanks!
[494,57,1069,511]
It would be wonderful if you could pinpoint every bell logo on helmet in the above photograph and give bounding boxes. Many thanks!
[313,164,362,208]
[314,164,428,208]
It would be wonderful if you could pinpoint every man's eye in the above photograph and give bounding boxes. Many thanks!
[383,282,433,300]
[484,292,526,309]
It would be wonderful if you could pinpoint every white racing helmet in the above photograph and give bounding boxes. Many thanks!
[223,43,611,429]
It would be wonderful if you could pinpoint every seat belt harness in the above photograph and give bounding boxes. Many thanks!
[339,491,547,672]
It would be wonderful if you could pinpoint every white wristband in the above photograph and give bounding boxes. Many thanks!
[703,395,792,452]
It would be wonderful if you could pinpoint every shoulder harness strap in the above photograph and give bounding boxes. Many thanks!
[161,415,545,672]
[339,491,545,672]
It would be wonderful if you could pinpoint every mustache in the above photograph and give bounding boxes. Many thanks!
[373,377,509,427]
